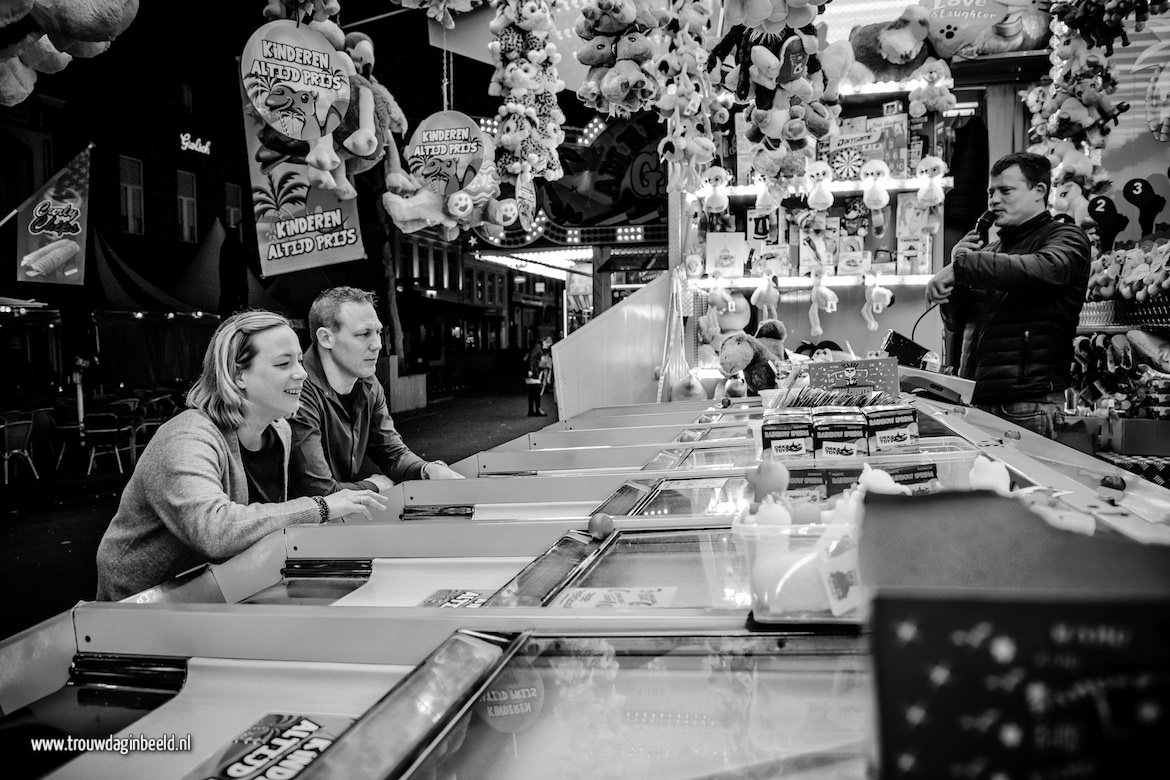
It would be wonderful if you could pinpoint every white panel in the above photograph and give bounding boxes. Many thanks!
[553,273,670,419]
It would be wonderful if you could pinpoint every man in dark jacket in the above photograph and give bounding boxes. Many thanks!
[926,152,1090,437]
[290,287,464,497]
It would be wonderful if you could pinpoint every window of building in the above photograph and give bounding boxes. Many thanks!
[181,82,194,113]
[119,155,144,234]
[436,246,448,288]
[177,170,197,242]
[475,270,486,303]
[495,275,505,304]
[447,252,459,290]
[487,272,496,304]
[224,182,241,229]
[464,269,474,299]
[420,243,433,286]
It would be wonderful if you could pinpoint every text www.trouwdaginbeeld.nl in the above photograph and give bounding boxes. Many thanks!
[30,733,192,755]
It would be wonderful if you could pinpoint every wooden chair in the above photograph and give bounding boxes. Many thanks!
[1,420,39,484]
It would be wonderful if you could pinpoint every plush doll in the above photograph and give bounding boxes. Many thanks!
[861,280,894,331]
[1052,179,1091,228]
[845,6,934,88]
[814,36,855,105]
[808,265,838,339]
[908,58,955,118]
[915,155,947,234]
[719,332,779,395]
[859,159,891,238]
[702,165,730,214]
[805,160,834,212]
[751,275,781,321]
[754,318,788,361]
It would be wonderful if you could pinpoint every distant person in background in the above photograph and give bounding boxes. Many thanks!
[926,151,1090,438]
[95,310,386,601]
[525,336,552,417]
[290,287,463,497]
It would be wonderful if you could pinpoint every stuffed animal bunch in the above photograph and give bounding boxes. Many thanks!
[488,0,565,183]
[573,0,666,115]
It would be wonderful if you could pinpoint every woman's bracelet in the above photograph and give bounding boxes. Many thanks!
[312,495,330,524]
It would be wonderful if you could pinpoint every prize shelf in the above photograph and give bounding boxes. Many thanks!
[1078,299,1170,334]
[688,274,934,291]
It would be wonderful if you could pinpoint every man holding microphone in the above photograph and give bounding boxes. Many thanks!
[926,152,1091,438]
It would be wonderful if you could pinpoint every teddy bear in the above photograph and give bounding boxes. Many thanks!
[908,58,955,118]
[719,332,780,396]
[805,160,834,212]
[844,6,935,88]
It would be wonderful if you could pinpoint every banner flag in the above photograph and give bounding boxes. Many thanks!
[14,145,92,286]
[239,21,365,278]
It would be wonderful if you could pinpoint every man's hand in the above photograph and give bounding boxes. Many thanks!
[426,461,465,480]
[926,263,956,305]
[951,229,983,263]
[364,473,394,492]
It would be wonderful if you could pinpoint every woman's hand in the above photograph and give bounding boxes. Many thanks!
[324,489,389,522]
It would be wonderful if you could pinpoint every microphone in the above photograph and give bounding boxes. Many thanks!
[974,210,996,245]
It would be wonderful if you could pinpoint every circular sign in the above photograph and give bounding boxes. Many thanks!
[241,20,350,141]
[405,111,487,199]
[472,657,544,734]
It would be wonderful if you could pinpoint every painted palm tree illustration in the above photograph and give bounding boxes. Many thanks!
[252,170,307,222]
[1133,16,1170,142]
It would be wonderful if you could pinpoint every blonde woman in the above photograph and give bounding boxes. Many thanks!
[96,310,386,601]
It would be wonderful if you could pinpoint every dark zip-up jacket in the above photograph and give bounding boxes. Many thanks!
[289,345,426,496]
[941,211,1090,404]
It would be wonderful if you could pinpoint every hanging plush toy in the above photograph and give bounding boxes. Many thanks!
[805,159,834,212]
[915,154,947,234]
[808,265,838,339]
[702,165,730,213]
[859,159,891,238]
[861,278,894,331]
[751,274,781,321]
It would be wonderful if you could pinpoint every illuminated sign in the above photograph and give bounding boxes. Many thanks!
[179,132,211,155]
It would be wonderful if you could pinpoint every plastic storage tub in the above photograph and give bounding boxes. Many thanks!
[732,520,867,625]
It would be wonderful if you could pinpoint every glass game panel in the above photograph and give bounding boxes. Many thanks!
[243,578,367,604]
[703,425,751,440]
[681,446,759,469]
[641,449,690,471]
[408,634,871,780]
[637,477,750,517]
[554,529,750,609]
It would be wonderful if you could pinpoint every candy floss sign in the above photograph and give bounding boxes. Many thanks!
[15,146,91,286]
[239,22,364,277]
